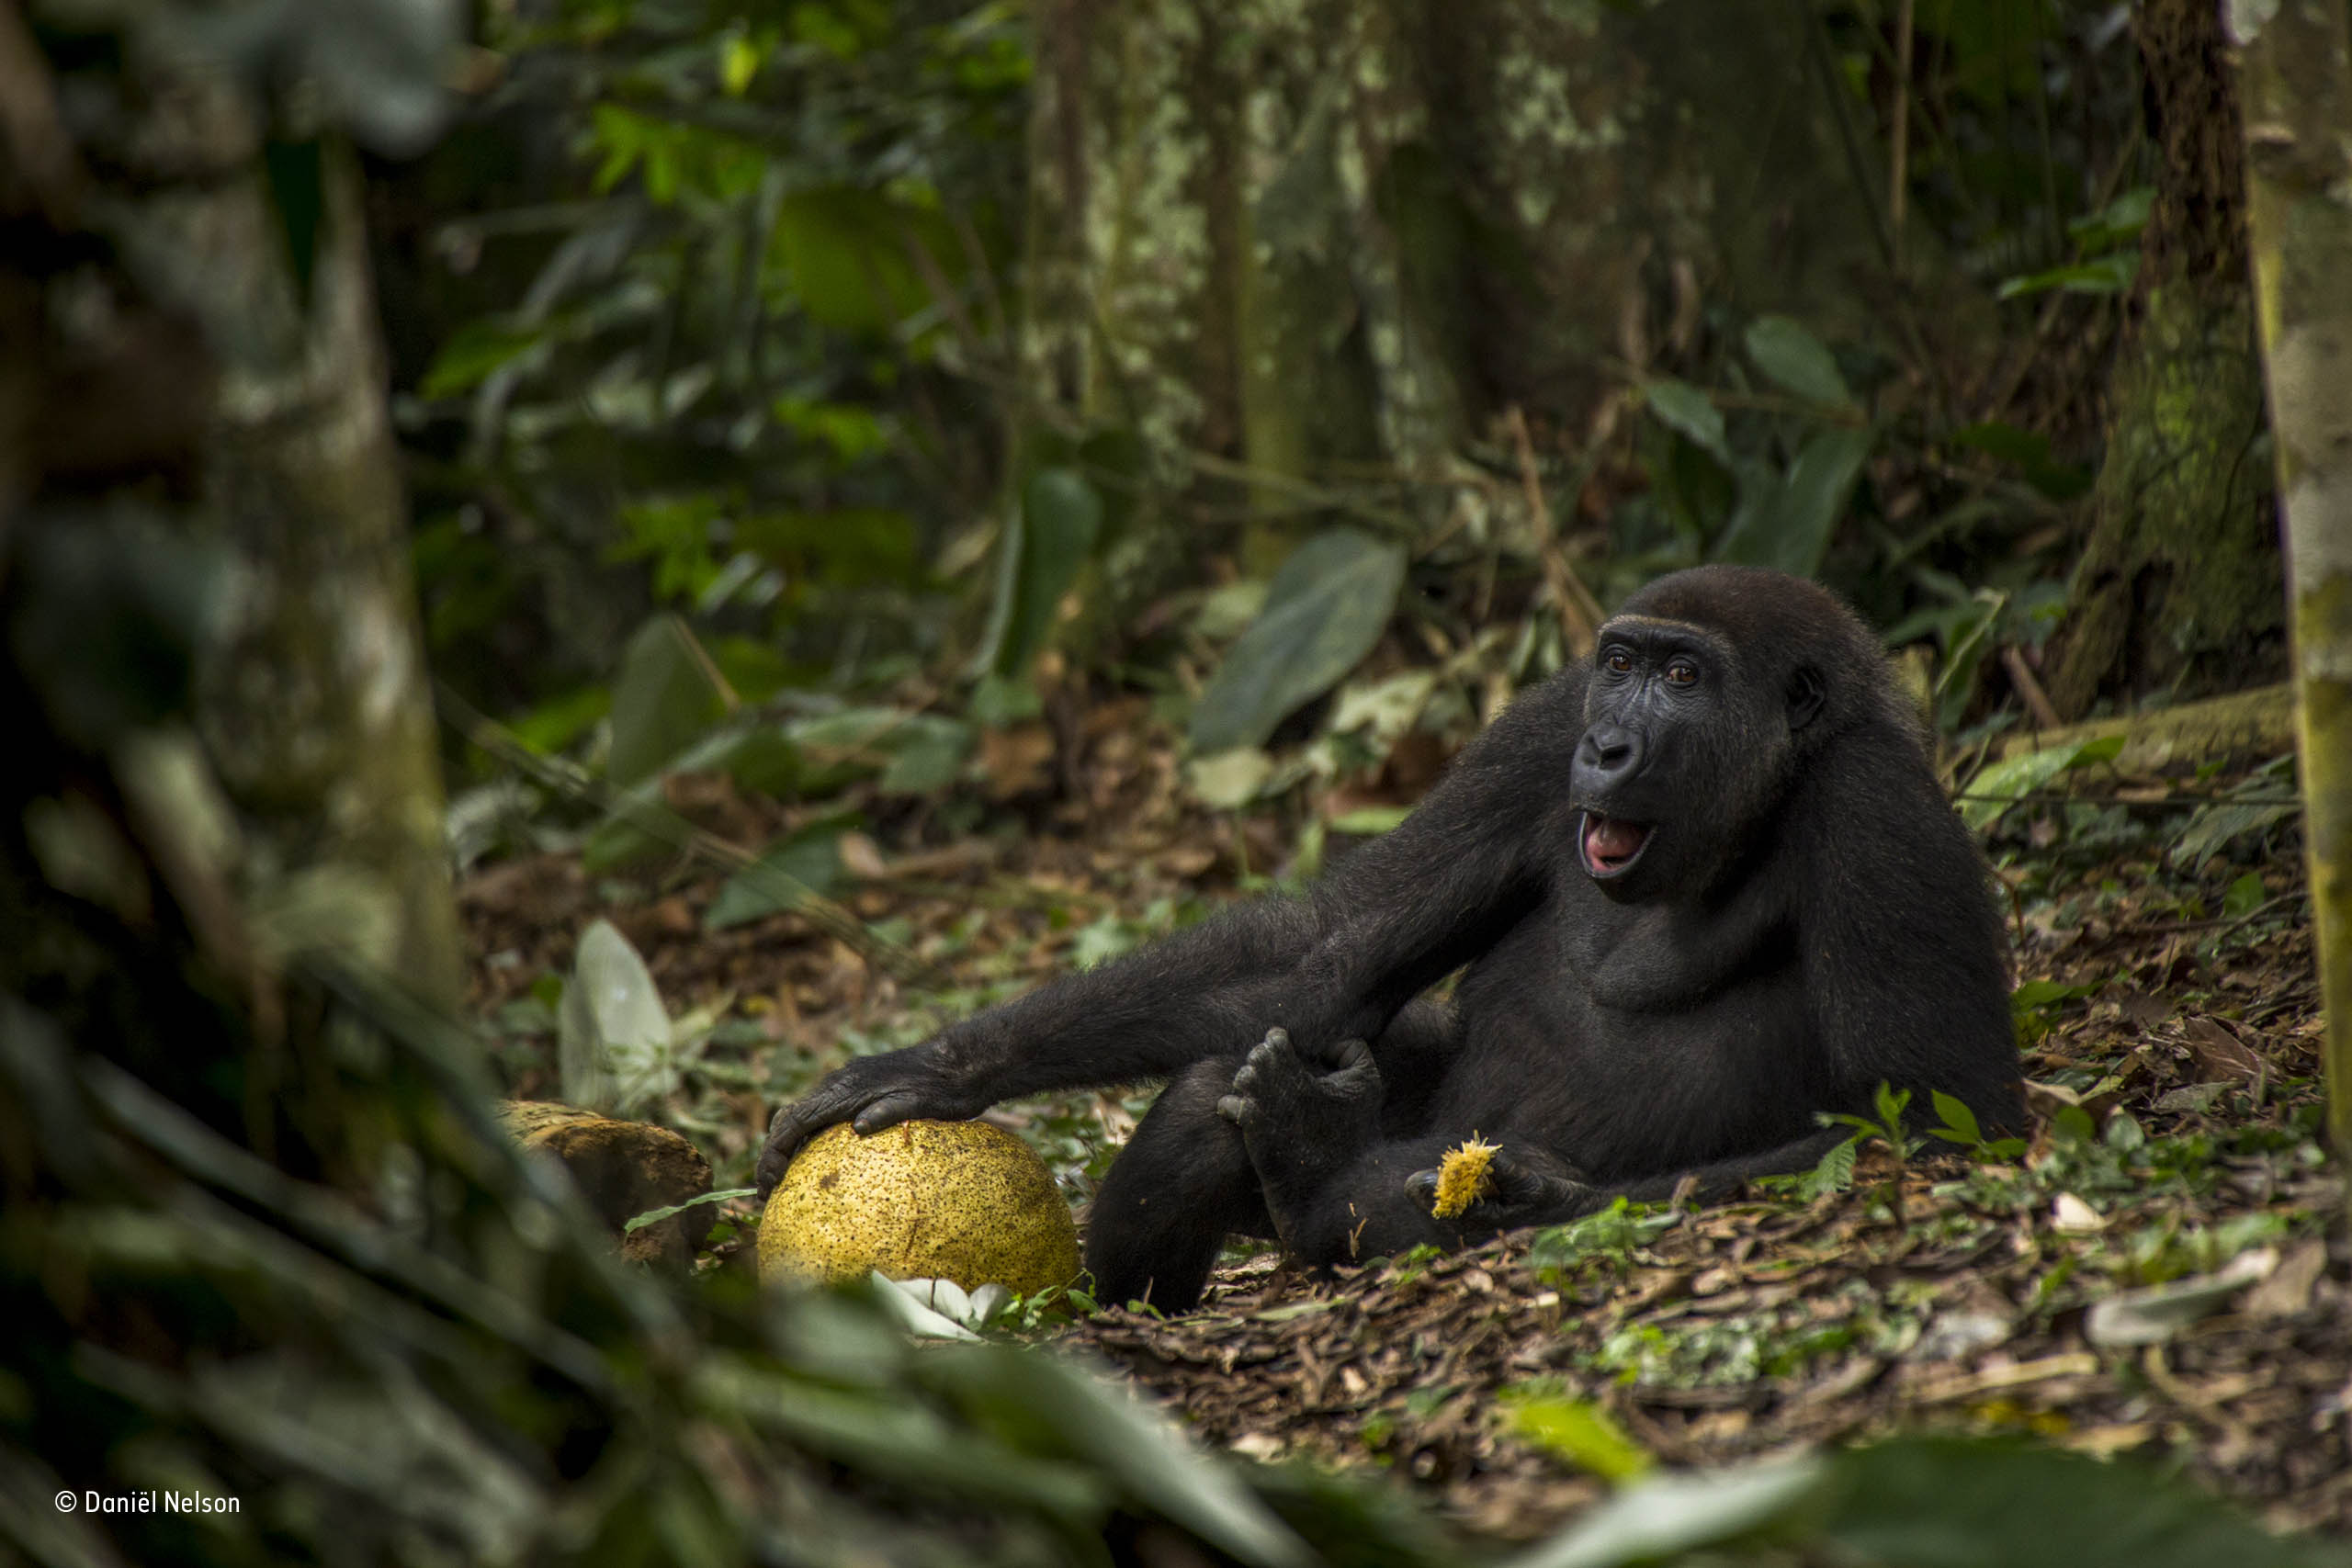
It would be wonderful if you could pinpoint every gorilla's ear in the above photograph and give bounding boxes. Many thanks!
[1787,665,1827,730]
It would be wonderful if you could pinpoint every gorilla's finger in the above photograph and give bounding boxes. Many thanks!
[852,1090,943,1134]
[1403,1168,1441,1205]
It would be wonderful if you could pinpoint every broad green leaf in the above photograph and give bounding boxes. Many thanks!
[2172,799,2300,870]
[1951,421,2093,502]
[1187,527,1408,753]
[1506,1456,1826,1568]
[421,320,543,398]
[770,186,957,335]
[926,1349,1315,1568]
[2222,872,2268,919]
[558,919,673,1111]
[1713,426,1872,579]
[607,615,729,786]
[1503,1396,1652,1483]
[2012,977,2100,1015]
[1928,1089,1983,1146]
[704,820,850,932]
[1743,316,1855,409]
[878,716,973,795]
[1827,1437,2336,1568]
[786,706,912,793]
[2066,186,2154,251]
[1997,250,2140,300]
[580,780,668,873]
[983,468,1102,678]
[1186,748,1274,809]
[1959,737,2113,832]
[1329,806,1411,835]
[1642,378,1732,467]
[508,685,608,755]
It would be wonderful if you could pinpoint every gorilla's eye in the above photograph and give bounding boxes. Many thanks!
[1604,649,1634,675]
[1665,660,1699,687]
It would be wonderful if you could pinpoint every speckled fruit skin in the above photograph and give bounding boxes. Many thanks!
[758,1120,1081,1296]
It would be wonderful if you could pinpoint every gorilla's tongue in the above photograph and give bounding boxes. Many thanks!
[1583,814,1649,874]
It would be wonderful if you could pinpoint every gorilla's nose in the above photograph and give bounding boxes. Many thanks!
[1575,723,1644,786]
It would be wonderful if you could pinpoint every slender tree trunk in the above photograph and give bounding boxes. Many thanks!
[2233,1,2352,1154]
[2048,0,2284,717]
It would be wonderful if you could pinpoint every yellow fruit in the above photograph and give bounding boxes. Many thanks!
[1430,1135,1499,1219]
[758,1120,1080,1297]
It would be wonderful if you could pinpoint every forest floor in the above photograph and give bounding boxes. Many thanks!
[456,714,2343,1544]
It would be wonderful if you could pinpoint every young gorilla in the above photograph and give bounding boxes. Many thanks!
[758,566,2021,1312]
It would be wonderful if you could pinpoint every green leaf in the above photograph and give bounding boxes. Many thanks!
[1187,527,1408,753]
[770,186,958,335]
[704,820,850,932]
[422,320,544,399]
[1958,737,2116,833]
[1713,426,1872,579]
[1504,1395,1653,1483]
[2172,799,2299,870]
[2066,186,2154,252]
[925,1350,1315,1568]
[1951,422,2093,502]
[982,468,1102,678]
[878,716,974,795]
[626,1187,755,1235]
[607,615,729,787]
[1504,1456,1827,1568]
[507,685,609,756]
[1929,1089,1983,1146]
[1642,378,1732,467]
[1996,250,2140,300]
[1743,316,1855,409]
[1329,806,1411,835]
[1186,748,1275,809]
[1826,1437,2338,1568]
[2222,873,2268,919]
[558,919,674,1111]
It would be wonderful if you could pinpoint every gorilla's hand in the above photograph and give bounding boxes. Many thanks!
[755,1042,990,1196]
[1403,1147,1594,1225]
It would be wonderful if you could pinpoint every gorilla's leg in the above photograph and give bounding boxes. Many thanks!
[1084,1056,1266,1312]
[1083,1000,1458,1313]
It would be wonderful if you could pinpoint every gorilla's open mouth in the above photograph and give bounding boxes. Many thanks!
[1580,812,1652,879]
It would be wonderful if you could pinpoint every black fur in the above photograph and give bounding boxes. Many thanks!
[758,567,2020,1312]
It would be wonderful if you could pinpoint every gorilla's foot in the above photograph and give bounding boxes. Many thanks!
[1216,1027,1383,1235]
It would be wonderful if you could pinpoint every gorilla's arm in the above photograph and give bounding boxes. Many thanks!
[757,678,1582,1193]
[1272,1124,1855,1269]
[1792,739,2022,1135]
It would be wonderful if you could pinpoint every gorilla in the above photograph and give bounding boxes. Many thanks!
[758,566,2021,1312]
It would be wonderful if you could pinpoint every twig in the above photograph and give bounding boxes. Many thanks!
[2001,645,2063,731]
[1504,405,1603,660]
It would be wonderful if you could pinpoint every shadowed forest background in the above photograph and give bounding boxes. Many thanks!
[4,0,2351,1564]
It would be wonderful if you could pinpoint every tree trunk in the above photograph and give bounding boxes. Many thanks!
[2233,0,2352,1155]
[1021,0,1901,630]
[2047,0,2285,718]
[7,33,464,1006]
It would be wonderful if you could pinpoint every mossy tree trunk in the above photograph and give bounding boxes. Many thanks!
[2233,1,2352,1155]
[2047,0,2285,719]
[6,34,464,1007]
[1021,0,1902,627]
